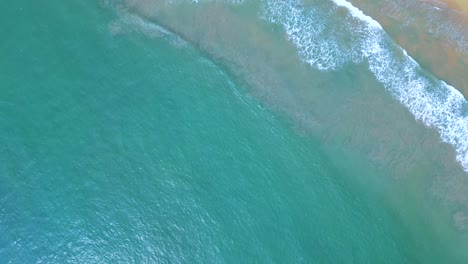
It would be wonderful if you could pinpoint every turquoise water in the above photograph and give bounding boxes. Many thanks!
[2,0,468,263]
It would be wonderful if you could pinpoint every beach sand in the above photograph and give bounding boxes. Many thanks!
[440,0,468,13]
[349,0,468,97]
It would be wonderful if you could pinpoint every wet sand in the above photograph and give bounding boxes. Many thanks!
[438,0,468,13]
[349,0,468,97]
[113,0,468,260]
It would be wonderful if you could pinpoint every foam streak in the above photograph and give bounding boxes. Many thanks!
[264,0,468,171]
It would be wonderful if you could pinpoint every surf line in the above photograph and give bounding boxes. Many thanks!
[264,0,468,172]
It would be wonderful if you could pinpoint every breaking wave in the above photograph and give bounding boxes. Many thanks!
[263,0,468,171]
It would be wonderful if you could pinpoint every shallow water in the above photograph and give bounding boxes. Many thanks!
[1,0,468,263]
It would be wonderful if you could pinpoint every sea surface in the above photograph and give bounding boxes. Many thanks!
[1,0,468,263]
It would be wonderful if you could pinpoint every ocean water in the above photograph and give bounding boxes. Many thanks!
[2,0,468,263]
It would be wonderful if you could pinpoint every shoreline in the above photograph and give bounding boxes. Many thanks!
[349,0,468,97]
[436,0,468,13]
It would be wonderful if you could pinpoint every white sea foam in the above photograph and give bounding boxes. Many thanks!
[265,0,373,70]
[331,0,382,29]
[264,0,468,171]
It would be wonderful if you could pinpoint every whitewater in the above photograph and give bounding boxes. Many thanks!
[263,0,468,172]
